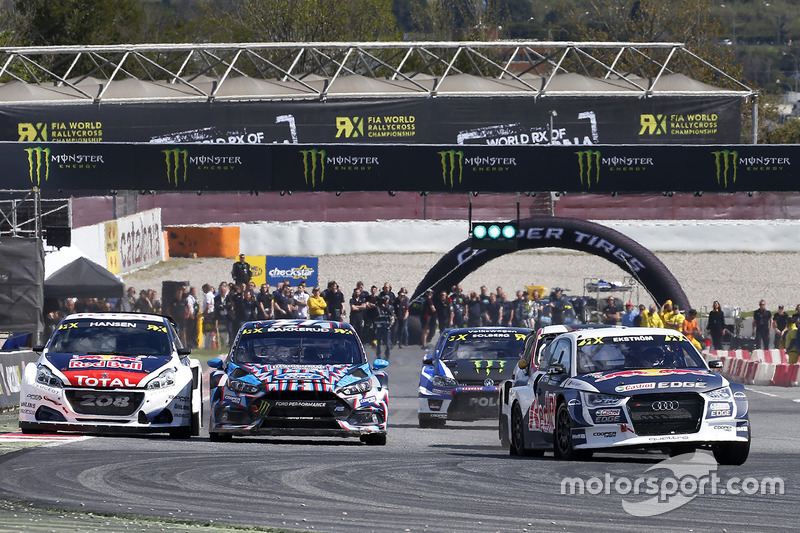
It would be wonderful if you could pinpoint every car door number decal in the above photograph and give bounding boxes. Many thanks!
[79,394,130,408]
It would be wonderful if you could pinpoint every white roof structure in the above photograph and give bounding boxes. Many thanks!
[0,41,754,105]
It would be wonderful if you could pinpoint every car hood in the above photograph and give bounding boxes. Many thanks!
[439,358,514,385]
[235,363,368,392]
[45,352,173,387]
[574,368,725,394]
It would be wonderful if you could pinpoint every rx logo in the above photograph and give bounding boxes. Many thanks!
[162,148,189,186]
[299,149,326,187]
[24,146,51,185]
[639,114,667,135]
[438,150,464,187]
[575,150,601,188]
[335,117,364,138]
[19,122,48,141]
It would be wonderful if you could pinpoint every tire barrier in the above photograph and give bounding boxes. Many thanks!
[411,216,690,310]
[705,349,799,386]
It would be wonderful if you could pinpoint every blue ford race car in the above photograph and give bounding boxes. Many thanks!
[418,327,529,428]
[208,319,389,445]
[502,327,749,464]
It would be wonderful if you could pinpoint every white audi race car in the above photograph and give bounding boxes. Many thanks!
[499,326,750,465]
[19,313,202,438]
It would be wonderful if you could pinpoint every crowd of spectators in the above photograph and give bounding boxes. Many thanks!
[40,255,800,366]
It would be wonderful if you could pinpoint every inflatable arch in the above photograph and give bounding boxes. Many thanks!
[411,216,689,311]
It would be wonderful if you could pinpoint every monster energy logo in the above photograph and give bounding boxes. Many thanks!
[438,150,464,187]
[162,148,189,186]
[300,149,326,187]
[254,400,271,416]
[575,150,601,187]
[473,360,506,375]
[712,150,738,187]
[24,146,51,186]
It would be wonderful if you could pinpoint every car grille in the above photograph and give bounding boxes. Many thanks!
[258,391,351,421]
[626,393,703,436]
[448,391,499,420]
[65,389,144,416]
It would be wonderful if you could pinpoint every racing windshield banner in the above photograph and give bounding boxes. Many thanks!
[265,256,318,288]
[1,97,740,145]
[2,141,800,193]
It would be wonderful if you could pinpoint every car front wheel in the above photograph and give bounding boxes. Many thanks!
[554,401,591,461]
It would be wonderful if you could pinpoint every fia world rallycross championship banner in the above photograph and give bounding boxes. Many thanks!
[0,96,740,145]
[1,141,799,193]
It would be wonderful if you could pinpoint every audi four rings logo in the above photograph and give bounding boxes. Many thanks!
[651,400,679,411]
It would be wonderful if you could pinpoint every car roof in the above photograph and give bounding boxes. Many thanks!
[63,313,167,323]
[242,318,354,330]
[445,326,531,335]
[562,326,689,341]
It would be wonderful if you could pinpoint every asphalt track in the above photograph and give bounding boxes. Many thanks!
[0,347,798,533]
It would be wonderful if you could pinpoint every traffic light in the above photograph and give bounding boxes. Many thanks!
[470,222,518,249]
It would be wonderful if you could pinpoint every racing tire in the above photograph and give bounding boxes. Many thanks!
[553,402,591,461]
[361,433,387,446]
[418,417,445,429]
[713,437,750,466]
[510,403,543,457]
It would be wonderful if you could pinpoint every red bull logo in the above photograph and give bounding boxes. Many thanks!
[594,368,710,382]
[68,355,142,371]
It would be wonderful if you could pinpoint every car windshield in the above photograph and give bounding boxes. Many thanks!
[232,330,364,366]
[576,335,706,375]
[48,319,172,356]
[439,331,526,361]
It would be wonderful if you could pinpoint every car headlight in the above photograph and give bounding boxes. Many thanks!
[584,393,625,408]
[227,379,260,394]
[339,379,372,396]
[432,375,458,388]
[146,368,177,390]
[36,365,63,388]
[705,387,732,400]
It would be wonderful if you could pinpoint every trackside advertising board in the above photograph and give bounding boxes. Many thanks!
[2,142,799,193]
[265,257,318,288]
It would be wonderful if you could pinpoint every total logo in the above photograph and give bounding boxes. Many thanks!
[71,375,141,388]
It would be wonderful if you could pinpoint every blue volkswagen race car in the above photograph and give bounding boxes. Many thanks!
[502,327,749,464]
[208,319,389,445]
[418,327,529,428]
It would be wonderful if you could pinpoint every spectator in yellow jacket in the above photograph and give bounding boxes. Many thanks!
[308,287,327,319]
[641,305,664,328]
[785,316,800,365]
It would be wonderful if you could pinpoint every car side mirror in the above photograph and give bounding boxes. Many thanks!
[547,363,566,375]
[373,358,389,370]
[207,357,223,369]
[517,359,528,370]
[32,345,45,353]
[708,360,723,369]
[422,355,433,366]
[178,348,192,356]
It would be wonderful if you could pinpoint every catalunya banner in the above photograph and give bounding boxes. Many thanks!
[1,141,799,193]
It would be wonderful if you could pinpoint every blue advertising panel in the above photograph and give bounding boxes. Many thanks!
[266,256,319,288]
